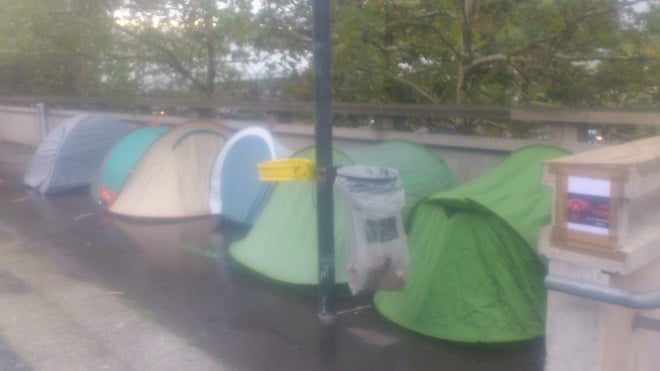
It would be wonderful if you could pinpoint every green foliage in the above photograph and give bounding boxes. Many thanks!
[116,0,255,98]
[322,0,658,111]
[0,0,657,130]
[0,0,119,95]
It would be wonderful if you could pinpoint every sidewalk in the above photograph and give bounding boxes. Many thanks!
[0,228,225,371]
[0,337,30,370]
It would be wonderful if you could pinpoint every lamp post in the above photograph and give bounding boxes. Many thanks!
[312,0,335,325]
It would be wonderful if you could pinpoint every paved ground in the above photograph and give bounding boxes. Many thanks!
[0,339,31,370]
[0,142,223,370]
[0,140,545,370]
[0,229,223,370]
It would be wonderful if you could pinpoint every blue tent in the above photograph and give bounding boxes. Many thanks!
[209,126,290,225]
[23,114,135,194]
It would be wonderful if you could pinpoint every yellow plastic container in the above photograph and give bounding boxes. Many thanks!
[257,158,315,181]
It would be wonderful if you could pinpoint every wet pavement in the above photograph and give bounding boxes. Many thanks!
[0,141,545,370]
[0,340,31,370]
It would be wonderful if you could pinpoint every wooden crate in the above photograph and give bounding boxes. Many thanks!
[543,136,660,263]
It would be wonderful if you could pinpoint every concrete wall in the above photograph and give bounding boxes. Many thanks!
[0,106,601,183]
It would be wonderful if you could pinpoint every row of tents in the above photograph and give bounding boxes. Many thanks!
[22,113,570,344]
[23,114,287,223]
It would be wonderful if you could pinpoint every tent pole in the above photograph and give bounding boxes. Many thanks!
[312,0,336,325]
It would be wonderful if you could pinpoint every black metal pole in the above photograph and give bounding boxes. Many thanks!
[312,0,335,324]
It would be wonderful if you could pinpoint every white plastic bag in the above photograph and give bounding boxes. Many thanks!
[335,165,409,295]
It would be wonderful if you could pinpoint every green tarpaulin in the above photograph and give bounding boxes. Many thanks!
[374,145,569,343]
[229,139,458,284]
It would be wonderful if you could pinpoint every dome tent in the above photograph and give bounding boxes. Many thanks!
[23,113,135,194]
[229,139,458,284]
[373,145,570,343]
[107,119,232,219]
[209,126,291,225]
[94,125,170,206]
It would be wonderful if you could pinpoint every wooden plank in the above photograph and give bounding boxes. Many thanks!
[550,226,627,261]
[545,136,660,169]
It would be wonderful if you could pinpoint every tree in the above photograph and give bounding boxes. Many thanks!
[327,0,658,109]
[591,1,660,108]
[0,0,119,95]
[590,2,660,140]
[115,0,255,99]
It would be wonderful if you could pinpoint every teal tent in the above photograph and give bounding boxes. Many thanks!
[373,145,569,343]
[103,119,231,219]
[94,125,170,206]
[229,139,458,284]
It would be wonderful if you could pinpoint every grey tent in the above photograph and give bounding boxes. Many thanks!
[24,114,135,194]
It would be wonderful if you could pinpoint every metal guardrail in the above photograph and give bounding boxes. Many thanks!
[545,274,660,310]
[1,96,659,126]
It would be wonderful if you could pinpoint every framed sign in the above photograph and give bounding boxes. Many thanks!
[550,166,626,261]
[566,176,611,236]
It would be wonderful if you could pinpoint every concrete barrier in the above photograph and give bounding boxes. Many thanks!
[0,106,600,183]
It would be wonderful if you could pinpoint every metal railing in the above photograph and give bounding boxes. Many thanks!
[1,95,658,127]
[545,274,660,310]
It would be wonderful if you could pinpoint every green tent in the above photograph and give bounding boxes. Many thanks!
[374,145,569,343]
[229,139,458,284]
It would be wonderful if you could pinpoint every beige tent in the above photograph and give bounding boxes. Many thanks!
[108,119,231,219]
